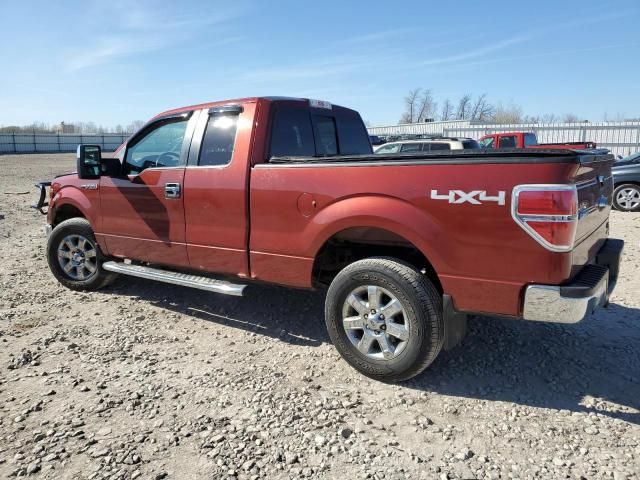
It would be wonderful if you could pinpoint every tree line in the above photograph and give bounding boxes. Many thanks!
[0,120,146,134]
[399,88,587,125]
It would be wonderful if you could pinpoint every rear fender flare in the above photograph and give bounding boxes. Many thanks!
[307,195,447,271]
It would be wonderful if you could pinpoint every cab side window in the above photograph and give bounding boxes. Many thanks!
[198,114,238,166]
[428,143,451,151]
[479,137,495,148]
[375,143,400,154]
[499,135,517,148]
[124,119,188,175]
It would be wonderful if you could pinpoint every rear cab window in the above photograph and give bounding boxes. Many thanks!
[524,133,538,147]
[269,102,372,159]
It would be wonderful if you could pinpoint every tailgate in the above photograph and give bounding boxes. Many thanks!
[569,154,614,278]
[574,154,614,243]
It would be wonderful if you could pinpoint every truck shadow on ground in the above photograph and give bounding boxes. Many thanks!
[109,279,640,425]
[408,303,640,425]
[110,279,329,348]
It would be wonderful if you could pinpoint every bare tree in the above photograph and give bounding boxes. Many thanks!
[399,88,422,123]
[493,102,524,124]
[440,99,453,121]
[126,120,145,133]
[540,113,558,123]
[455,94,472,120]
[470,93,495,121]
[561,113,580,123]
[415,89,437,122]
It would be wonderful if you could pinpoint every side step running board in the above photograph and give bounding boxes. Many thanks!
[102,261,246,296]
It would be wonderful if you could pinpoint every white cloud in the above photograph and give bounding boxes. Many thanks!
[65,4,242,71]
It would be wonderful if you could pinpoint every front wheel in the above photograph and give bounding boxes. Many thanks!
[46,218,116,291]
[613,184,640,212]
[325,257,444,382]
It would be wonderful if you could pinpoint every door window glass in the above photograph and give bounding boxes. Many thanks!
[124,120,188,174]
[400,143,423,152]
[375,143,401,154]
[499,135,517,148]
[479,137,495,148]
[199,115,238,166]
[429,143,451,151]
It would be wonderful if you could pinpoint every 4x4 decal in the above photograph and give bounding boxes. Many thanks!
[430,190,506,205]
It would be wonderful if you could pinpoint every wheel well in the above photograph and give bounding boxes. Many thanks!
[53,204,85,226]
[312,227,442,293]
[615,181,640,188]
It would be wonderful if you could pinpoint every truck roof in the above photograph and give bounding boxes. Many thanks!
[151,96,336,121]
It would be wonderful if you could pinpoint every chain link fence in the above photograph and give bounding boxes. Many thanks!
[368,121,640,156]
[0,133,129,153]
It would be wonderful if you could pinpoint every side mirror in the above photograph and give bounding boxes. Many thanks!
[77,145,101,179]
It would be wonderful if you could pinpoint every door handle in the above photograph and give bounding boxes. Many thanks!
[165,183,181,199]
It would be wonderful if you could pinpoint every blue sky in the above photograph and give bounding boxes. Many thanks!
[1,0,639,127]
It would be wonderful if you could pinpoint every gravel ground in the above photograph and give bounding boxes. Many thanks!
[1,153,639,480]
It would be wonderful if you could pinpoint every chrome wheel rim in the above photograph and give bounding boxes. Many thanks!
[57,234,98,281]
[341,285,410,360]
[616,188,640,210]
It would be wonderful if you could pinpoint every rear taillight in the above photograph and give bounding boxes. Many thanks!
[511,185,578,252]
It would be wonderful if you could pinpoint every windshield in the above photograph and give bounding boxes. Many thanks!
[616,152,640,164]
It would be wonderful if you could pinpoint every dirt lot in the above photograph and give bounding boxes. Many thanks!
[0,153,638,480]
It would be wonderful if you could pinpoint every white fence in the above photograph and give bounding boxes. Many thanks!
[0,133,129,153]
[368,121,640,156]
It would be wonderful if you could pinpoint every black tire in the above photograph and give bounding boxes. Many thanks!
[46,218,116,291]
[325,257,444,382]
[613,184,640,212]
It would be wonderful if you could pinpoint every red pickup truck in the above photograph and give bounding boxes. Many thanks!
[35,97,623,382]
[479,131,598,150]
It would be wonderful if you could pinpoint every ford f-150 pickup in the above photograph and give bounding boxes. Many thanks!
[34,97,624,382]
[479,131,598,150]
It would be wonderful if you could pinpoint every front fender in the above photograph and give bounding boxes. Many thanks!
[50,187,97,226]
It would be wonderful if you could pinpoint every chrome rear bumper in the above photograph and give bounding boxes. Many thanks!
[522,238,623,324]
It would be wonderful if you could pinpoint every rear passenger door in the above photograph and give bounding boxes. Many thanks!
[183,104,254,276]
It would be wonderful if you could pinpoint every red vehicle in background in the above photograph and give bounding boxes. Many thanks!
[34,97,623,382]
[479,132,598,150]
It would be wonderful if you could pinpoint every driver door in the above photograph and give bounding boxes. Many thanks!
[99,111,199,268]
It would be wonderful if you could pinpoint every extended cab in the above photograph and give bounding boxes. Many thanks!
[479,131,598,150]
[35,97,623,382]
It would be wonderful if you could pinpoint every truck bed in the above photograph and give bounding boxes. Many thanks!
[268,148,607,165]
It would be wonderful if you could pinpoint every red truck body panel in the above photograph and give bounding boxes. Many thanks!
[48,97,614,319]
[249,160,606,315]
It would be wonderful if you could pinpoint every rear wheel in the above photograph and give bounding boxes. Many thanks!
[46,218,116,291]
[613,184,640,212]
[325,257,443,382]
